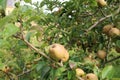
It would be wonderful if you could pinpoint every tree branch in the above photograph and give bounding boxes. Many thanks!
[86,5,120,32]
[23,38,51,60]
[87,14,112,32]
[13,19,63,67]
[0,70,12,80]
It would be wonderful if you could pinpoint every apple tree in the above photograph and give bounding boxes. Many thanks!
[0,0,120,80]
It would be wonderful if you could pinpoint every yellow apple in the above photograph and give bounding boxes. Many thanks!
[103,24,113,34]
[97,50,106,59]
[97,0,107,7]
[108,28,120,37]
[49,43,69,62]
[76,68,85,77]
[85,73,98,80]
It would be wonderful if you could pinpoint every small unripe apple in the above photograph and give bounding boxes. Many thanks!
[76,68,85,77]
[49,43,69,62]
[97,50,106,59]
[85,73,98,80]
[108,28,120,37]
[97,0,107,7]
[102,24,113,34]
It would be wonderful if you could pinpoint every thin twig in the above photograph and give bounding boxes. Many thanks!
[105,56,120,64]
[86,5,120,32]
[99,7,106,17]
[23,38,51,60]
[105,37,111,62]
[76,76,85,80]
[17,69,33,77]
[79,9,99,17]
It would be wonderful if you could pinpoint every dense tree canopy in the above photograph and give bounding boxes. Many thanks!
[0,0,120,80]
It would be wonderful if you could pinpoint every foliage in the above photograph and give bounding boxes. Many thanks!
[0,0,120,80]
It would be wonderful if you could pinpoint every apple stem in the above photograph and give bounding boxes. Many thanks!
[60,61,63,66]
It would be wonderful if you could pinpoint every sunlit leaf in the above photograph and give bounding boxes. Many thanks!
[0,0,7,9]
[3,23,19,38]
[55,67,66,77]
[0,39,9,48]
[101,65,115,79]
[24,0,31,3]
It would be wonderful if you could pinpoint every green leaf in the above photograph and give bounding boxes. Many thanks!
[0,16,11,28]
[0,59,4,69]
[93,66,100,76]
[116,40,120,48]
[24,0,31,3]
[67,71,71,79]
[102,66,120,79]
[112,66,120,78]
[36,61,46,72]
[111,78,120,80]
[3,23,19,38]
[55,67,66,77]
[89,0,97,7]
[18,40,27,48]
[25,31,32,42]
[98,44,103,50]
[0,0,7,9]
[0,39,9,48]
[41,66,51,79]
[101,65,115,79]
